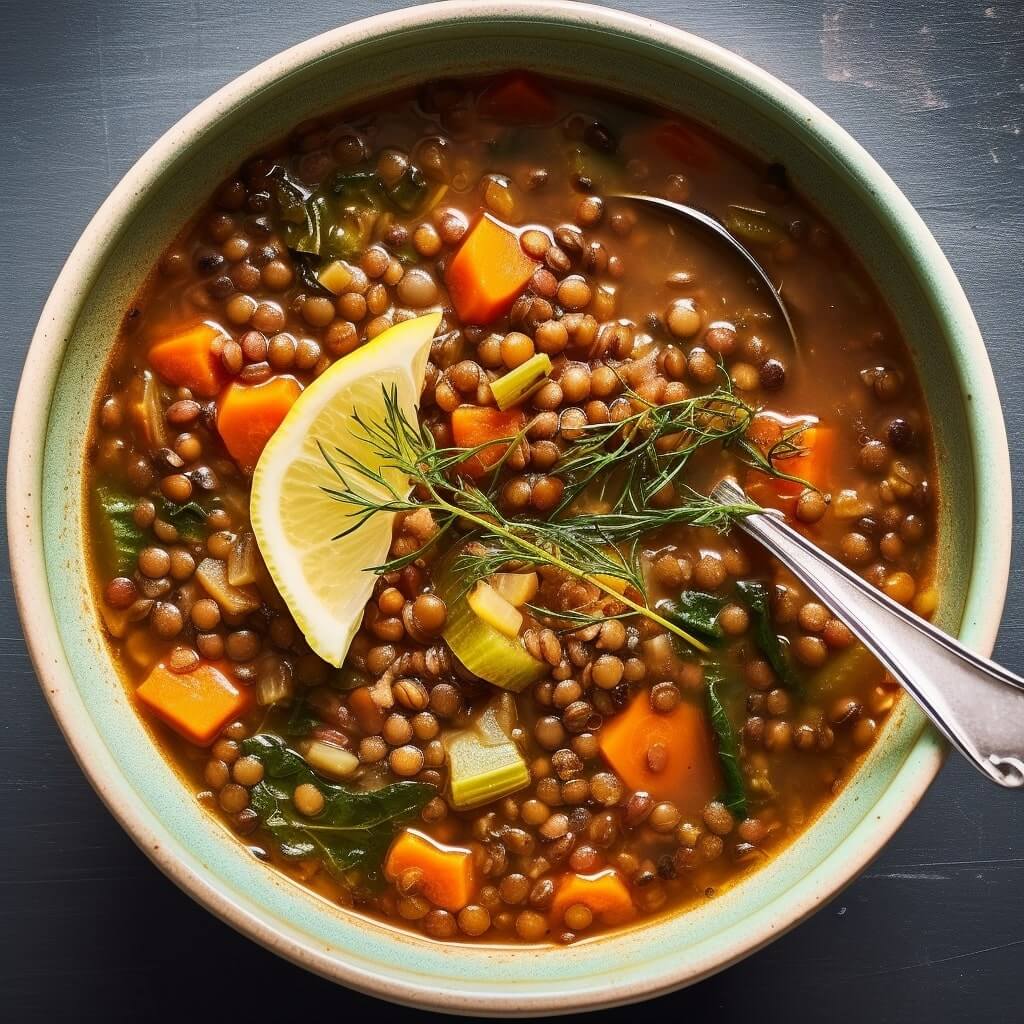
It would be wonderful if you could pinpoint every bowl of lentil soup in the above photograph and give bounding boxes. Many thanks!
[7,1,1011,1013]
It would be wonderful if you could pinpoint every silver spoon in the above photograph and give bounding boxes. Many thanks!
[711,477,1024,787]
[613,193,799,351]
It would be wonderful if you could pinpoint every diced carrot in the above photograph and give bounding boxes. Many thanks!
[598,691,721,813]
[450,406,527,478]
[550,869,637,928]
[348,686,386,735]
[772,424,835,497]
[217,375,302,474]
[136,661,251,746]
[445,214,539,325]
[478,74,558,124]
[652,121,719,171]
[743,475,792,515]
[384,829,477,912]
[148,322,227,398]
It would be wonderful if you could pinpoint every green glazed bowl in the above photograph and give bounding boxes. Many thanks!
[7,1,1011,1014]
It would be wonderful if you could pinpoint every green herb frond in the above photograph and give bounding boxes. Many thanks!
[316,382,795,652]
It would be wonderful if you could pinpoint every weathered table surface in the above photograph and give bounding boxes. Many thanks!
[1,1,1022,1020]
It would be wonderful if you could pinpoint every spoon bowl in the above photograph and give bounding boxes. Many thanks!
[612,192,799,351]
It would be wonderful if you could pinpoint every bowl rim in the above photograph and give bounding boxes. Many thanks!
[6,0,1012,1013]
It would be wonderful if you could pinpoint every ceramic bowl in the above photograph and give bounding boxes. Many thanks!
[7,1,1011,1014]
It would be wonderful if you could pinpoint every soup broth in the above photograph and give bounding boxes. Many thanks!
[87,74,936,944]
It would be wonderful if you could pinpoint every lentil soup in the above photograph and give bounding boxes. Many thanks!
[87,74,937,945]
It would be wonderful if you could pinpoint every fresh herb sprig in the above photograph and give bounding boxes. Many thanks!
[552,378,810,514]
[317,387,762,652]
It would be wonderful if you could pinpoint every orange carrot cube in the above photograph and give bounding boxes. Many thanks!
[136,662,251,746]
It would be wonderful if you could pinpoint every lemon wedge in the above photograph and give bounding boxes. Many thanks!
[251,312,441,666]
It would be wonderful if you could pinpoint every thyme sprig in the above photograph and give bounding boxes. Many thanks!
[318,386,764,652]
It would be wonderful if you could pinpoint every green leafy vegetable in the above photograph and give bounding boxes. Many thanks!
[384,164,428,213]
[283,698,320,737]
[96,487,145,574]
[242,734,433,885]
[736,580,801,691]
[160,499,207,540]
[660,591,727,645]
[271,164,432,279]
[705,667,747,817]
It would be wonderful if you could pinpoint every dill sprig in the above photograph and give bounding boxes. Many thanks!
[317,386,763,653]
[552,375,809,513]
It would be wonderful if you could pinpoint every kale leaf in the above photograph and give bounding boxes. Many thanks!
[160,499,207,540]
[705,666,747,817]
[242,734,433,885]
[736,580,801,691]
[660,590,728,645]
[96,487,145,574]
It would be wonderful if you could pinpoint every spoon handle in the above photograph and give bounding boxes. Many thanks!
[712,478,1024,787]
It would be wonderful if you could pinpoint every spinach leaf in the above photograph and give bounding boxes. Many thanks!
[271,164,431,276]
[660,591,727,645]
[283,698,320,738]
[705,667,747,817]
[160,499,207,541]
[383,165,428,213]
[736,580,801,691]
[242,734,433,884]
[96,487,145,574]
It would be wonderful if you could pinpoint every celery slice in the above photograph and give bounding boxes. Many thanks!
[436,559,546,692]
[467,581,522,638]
[490,353,552,410]
[442,590,547,691]
[490,572,539,607]
[445,702,530,809]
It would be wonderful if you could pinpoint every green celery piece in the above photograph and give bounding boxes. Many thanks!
[435,555,547,692]
[723,205,786,246]
[96,486,146,574]
[566,145,622,188]
[445,703,530,810]
[809,642,880,697]
[705,666,747,817]
[490,353,553,410]
[242,734,433,886]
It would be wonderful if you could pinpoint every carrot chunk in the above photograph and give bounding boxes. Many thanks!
[550,869,637,927]
[652,121,719,170]
[598,692,721,813]
[384,829,477,912]
[772,424,835,497]
[445,214,539,325]
[136,662,251,746]
[148,322,227,398]
[450,406,526,478]
[217,375,302,474]
[478,74,558,124]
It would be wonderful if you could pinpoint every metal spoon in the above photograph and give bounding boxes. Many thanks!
[613,193,799,351]
[711,477,1024,787]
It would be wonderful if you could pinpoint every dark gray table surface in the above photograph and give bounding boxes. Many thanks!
[2,1,1022,1020]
